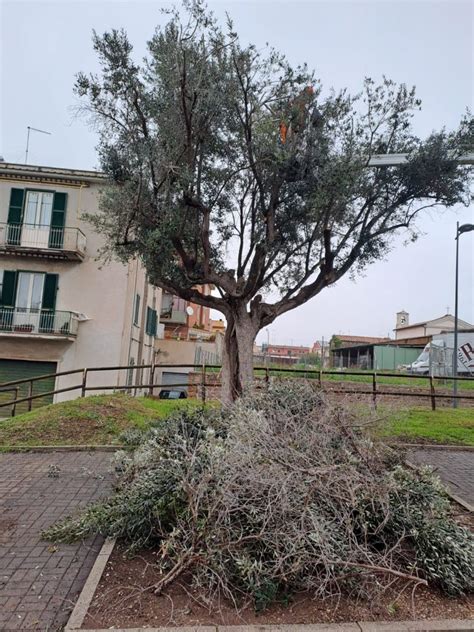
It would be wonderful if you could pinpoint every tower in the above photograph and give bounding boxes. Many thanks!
[396,310,409,328]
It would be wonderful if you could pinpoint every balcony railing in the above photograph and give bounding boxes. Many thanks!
[0,223,86,260]
[160,307,187,324]
[0,307,79,337]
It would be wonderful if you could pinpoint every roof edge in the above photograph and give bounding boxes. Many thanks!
[0,161,106,183]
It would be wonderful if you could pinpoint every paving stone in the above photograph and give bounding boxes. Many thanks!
[0,451,114,631]
[407,449,474,506]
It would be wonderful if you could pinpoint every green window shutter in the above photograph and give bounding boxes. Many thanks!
[42,274,58,310]
[0,270,17,306]
[50,192,67,248]
[51,192,67,227]
[7,189,24,224]
[7,189,24,245]
[145,307,157,336]
[145,306,152,335]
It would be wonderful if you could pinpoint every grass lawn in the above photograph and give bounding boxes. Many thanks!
[376,407,474,446]
[0,393,204,449]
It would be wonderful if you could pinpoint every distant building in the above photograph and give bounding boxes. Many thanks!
[210,318,226,335]
[394,310,473,341]
[160,286,213,341]
[332,334,391,348]
[261,343,310,365]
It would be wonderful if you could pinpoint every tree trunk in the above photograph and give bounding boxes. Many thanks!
[220,310,258,403]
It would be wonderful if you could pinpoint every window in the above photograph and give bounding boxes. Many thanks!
[146,307,157,337]
[133,293,141,325]
[16,272,45,311]
[24,191,53,227]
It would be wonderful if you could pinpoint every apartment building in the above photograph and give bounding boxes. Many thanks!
[160,286,213,340]
[0,161,161,408]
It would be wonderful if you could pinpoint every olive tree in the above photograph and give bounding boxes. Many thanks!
[77,1,473,401]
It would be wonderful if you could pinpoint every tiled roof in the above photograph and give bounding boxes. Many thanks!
[336,335,391,344]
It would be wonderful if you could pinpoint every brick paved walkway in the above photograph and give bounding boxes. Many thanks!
[408,448,474,507]
[0,451,114,631]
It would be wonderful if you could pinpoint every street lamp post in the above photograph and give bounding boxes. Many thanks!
[452,222,474,408]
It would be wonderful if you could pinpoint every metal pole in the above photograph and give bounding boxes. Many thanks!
[453,222,459,409]
[25,127,31,164]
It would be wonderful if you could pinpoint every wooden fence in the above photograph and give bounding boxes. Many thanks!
[1,363,474,417]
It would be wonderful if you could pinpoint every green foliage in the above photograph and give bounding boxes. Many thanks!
[369,467,474,595]
[76,0,472,342]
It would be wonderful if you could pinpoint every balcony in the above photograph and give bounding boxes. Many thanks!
[160,307,187,325]
[0,223,86,261]
[0,307,79,340]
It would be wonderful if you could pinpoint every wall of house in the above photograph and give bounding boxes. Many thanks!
[0,171,162,402]
[395,325,426,340]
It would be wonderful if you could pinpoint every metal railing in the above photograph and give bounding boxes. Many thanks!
[0,363,474,417]
[0,307,78,336]
[0,223,86,257]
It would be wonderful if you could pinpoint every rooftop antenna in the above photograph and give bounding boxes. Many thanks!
[25,126,51,164]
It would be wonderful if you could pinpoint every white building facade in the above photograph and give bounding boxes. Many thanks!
[0,162,161,409]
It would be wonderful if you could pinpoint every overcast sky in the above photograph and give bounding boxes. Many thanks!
[1,0,473,346]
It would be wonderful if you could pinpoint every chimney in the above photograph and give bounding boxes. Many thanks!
[396,310,409,328]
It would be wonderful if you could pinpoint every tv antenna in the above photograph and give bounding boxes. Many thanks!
[25,126,52,164]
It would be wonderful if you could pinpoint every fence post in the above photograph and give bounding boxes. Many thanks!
[201,363,206,404]
[11,387,18,418]
[265,366,269,386]
[27,380,33,412]
[81,369,88,397]
[372,372,377,410]
[318,369,322,388]
[149,359,155,397]
[429,375,436,411]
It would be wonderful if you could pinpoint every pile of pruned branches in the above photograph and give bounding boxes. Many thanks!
[44,383,473,608]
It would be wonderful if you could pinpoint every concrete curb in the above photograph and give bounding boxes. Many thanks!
[395,443,474,452]
[74,620,474,631]
[66,537,116,630]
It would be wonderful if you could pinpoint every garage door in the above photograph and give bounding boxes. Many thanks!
[0,360,57,415]
[162,371,189,392]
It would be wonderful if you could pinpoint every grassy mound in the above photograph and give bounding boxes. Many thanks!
[0,393,200,448]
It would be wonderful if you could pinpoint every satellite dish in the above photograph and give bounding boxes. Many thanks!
[186,306,194,316]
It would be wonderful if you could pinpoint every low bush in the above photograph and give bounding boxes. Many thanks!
[43,382,473,607]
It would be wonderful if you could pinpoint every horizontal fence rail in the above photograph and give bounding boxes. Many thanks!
[0,363,473,417]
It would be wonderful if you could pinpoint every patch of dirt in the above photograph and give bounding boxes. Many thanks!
[82,544,474,629]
